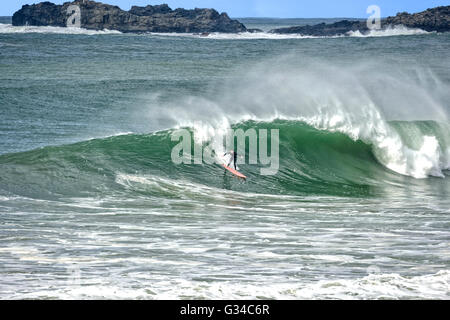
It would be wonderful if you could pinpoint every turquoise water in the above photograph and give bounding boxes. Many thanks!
[0,20,449,299]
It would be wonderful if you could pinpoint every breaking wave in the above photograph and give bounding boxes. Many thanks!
[348,25,430,37]
[0,23,121,35]
[0,23,433,39]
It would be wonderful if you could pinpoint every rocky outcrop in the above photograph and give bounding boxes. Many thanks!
[270,6,450,35]
[383,6,450,32]
[12,0,247,33]
[128,4,171,16]
[271,20,365,36]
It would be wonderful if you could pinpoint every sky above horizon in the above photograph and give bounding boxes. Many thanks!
[1,0,449,17]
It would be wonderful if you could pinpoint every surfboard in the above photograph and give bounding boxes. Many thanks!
[222,164,247,179]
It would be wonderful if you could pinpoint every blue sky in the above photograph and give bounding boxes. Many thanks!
[2,0,449,17]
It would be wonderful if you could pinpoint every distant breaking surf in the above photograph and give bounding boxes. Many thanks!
[347,25,430,37]
[0,23,430,38]
[0,23,121,35]
[198,26,430,39]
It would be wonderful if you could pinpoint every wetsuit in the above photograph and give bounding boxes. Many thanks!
[224,151,237,170]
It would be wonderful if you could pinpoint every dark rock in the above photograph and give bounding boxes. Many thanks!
[129,4,171,16]
[12,0,247,33]
[271,20,366,36]
[13,2,67,27]
[270,6,450,35]
[383,6,450,32]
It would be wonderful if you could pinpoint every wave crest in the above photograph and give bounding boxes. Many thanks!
[348,25,429,37]
[0,23,121,35]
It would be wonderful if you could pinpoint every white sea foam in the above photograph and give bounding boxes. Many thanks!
[302,111,446,179]
[191,32,319,40]
[4,271,449,299]
[206,26,430,40]
[187,116,447,179]
[115,172,233,201]
[0,23,121,35]
[145,31,321,40]
[0,23,432,39]
[152,26,431,40]
[348,25,430,37]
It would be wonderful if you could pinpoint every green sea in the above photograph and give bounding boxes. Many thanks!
[0,18,449,299]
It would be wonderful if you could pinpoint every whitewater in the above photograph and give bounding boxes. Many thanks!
[0,18,449,299]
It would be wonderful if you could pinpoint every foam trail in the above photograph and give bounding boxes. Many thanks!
[4,271,449,299]
[0,24,121,35]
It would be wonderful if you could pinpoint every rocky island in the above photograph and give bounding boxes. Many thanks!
[270,6,450,36]
[12,0,247,33]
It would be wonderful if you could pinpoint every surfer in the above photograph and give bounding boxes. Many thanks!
[221,150,246,179]
[224,150,238,170]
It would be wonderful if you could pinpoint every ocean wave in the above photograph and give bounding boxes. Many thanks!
[150,31,322,40]
[0,119,448,201]
[4,271,449,299]
[151,26,432,40]
[0,23,121,35]
[204,27,431,40]
[0,56,448,199]
[149,56,449,180]
[0,23,433,39]
[348,25,430,37]
[153,271,450,300]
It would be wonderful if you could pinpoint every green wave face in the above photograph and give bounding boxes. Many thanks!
[0,120,449,200]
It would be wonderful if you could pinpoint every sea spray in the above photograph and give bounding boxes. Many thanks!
[138,55,449,178]
[0,23,121,35]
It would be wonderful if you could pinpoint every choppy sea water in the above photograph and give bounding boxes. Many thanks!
[0,18,449,299]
